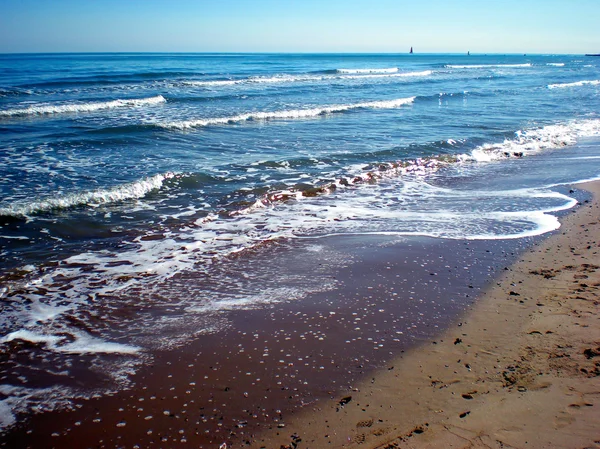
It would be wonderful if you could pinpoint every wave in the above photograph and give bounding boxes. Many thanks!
[180,70,432,88]
[0,95,166,117]
[0,87,34,97]
[239,118,600,212]
[336,68,399,74]
[157,96,415,130]
[341,70,433,80]
[446,63,532,69]
[547,63,565,67]
[459,119,600,162]
[547,80,600,89]
[0,173,174,218]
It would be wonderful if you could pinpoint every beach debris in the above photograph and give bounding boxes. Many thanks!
[454,338,462,345]
[459,411,471,418]
[219,443,228,449]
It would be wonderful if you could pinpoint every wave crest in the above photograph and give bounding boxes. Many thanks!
[460,119,600,162]
[180,70,432,88]
[158,97,415,130]
[548,80,600,89]
[0,95,166,117]
[0,173,174,218]
[336,68,399,74]
[446,63,532,69]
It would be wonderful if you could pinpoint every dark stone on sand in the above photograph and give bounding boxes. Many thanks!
[337,396,352,408]
[459,411,471,418]
[583,347,600,359]
[454,338,462,345]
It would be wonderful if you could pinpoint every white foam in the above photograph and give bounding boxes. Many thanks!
[0,95,166,117]
[189,286,304,313]
[0,399,15,430]
[446,63,532,69]
[0,329,140,354]
[336,68,399,74]
[0,172,174,217]
[1,330,63,346]
[57,332,140,354]
[547,63,565,67]
[340,70,433,80]
[548,80,600,89]
[180,70,431,88]
[459,119,600,162]
[159,97,415,130]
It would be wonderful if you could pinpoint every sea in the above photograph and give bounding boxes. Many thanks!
[0,52,599,434]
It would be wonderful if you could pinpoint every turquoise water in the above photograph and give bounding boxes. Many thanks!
[0,53,599,428]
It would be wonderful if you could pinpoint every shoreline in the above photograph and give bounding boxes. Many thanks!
[257,181,600,449]
[0,181,598,449]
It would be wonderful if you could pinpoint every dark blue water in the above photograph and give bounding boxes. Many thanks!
[0,53,599,428]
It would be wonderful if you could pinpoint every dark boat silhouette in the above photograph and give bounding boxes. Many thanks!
[410,47,413,54]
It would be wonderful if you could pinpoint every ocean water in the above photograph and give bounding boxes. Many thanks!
[1,52,600,429]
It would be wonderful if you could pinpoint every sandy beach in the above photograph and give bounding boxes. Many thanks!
[257,181,600,449]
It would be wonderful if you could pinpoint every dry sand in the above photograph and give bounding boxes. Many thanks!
[258,181,600,449]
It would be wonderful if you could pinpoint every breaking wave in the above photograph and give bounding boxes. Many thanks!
[180,70,432,88]
[459,119,600,162]
[336,67,399,74]
[547,80,600,89]
[157,97,415,130]
[0,95,166,117]
[446,63,532,69]
[0,173,174,218]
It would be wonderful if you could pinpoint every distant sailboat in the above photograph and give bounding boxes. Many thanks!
[410,47,413,54]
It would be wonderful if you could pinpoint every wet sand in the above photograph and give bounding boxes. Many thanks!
[1,182,598,449]
[258,181,600,449]
[2,232,530,447]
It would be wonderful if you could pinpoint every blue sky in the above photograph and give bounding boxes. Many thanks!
[1,0,598,54]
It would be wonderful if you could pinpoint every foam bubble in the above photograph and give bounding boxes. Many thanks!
[0,95,166,117]
[546,63,565,67]
[158,97,415,130]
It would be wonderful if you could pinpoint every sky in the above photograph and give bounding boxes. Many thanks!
[0,0,598,54]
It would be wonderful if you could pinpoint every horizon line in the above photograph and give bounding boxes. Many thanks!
[0,51,593,56]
